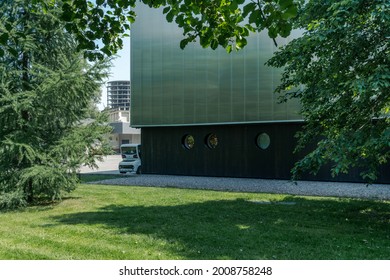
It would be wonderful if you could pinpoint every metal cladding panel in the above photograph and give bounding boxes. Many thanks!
[130,4,302,127]
[141,124,390,183]
[141,123,301,179]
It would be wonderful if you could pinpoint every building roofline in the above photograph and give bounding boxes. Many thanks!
[131,119,305,128]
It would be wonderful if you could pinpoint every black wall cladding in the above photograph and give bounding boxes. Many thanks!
[140,122,390,184]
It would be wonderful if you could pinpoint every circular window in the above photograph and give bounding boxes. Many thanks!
[256,133,270,150]
[182,134,195,149]
[205,133,218,149]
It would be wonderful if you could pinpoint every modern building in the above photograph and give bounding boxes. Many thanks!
[106,108,141,153]
[130,4,390,183]
[107,80,131,110]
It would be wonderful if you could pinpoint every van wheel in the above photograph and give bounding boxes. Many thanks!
[136,167,142,175]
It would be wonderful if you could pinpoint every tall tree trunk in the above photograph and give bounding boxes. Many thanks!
[25,181,33,203]
[21,9,33,202]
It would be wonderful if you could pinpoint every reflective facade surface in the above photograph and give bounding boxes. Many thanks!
[131,5,302,127]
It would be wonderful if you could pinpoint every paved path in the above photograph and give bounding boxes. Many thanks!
[90,174,390,201]
[79,155,122,175]
[80,155,390,200]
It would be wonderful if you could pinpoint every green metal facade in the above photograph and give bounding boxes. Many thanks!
[130,5,302,127]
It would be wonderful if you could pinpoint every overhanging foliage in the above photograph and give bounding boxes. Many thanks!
[267,0,390,181]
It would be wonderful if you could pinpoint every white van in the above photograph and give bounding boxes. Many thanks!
[118,144,141,174]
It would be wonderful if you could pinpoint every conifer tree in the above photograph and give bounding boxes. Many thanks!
[0,0,112,209]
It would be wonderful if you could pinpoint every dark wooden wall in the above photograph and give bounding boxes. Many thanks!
[140,123,390,183]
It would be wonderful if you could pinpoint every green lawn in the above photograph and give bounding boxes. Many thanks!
[0,184,389,260]
[78,173,124,183]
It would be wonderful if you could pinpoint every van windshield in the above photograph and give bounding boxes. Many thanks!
[121,147,138,159]
[121,146,137,156]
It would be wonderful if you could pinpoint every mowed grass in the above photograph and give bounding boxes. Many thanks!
[0,184,390,260]
[78,174,124,183]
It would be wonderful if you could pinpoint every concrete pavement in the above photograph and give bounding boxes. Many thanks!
[78,155,123,175]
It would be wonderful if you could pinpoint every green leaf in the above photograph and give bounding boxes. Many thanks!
[175,14,185,26]
[163,6,170,14]
[268,27,278,38]
[210,39,218,50]
[180,38,188,49]
[241,26,249,37]
[236,37,247,49]
[278,0,294,10]
[97,8,104,17]
[278,22,292,37]
[61,3,73,21]
[199,35,210,48]
[283,5,298,19]
[166,10,175,22]
[0,33,9,44]
[230,0,239,11]
[245,24,256,32]
[243,3,256,18]
[249,10,262,26]
[226,44,232,53]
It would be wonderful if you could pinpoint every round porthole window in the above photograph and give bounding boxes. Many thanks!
[206,133,218,149]
[256,133,270,150]
[182,134,195,149]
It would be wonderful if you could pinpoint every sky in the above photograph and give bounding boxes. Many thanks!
[98,36,131,110]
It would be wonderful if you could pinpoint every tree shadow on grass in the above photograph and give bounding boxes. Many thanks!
[52,197,390,259]
[16,197,83,213]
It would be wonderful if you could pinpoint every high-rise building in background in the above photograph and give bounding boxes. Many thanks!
[107,80,131,110]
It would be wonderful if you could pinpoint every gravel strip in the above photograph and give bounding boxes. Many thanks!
[89,174,390,200]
